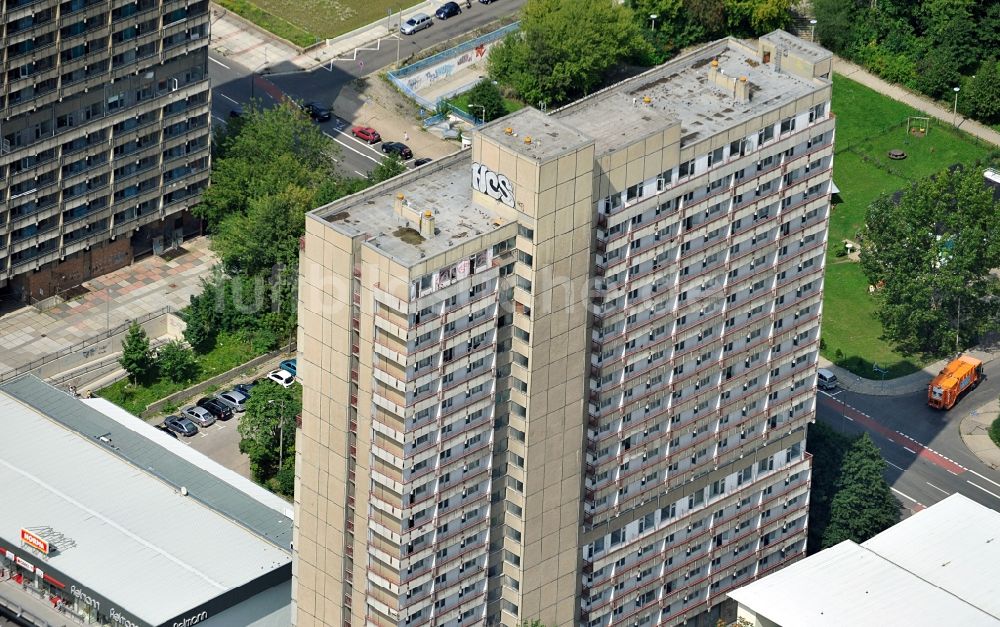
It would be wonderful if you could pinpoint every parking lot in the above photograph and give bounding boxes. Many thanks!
[159,358,295,479]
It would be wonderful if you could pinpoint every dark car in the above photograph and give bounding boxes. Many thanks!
[414,157,433,167]
[229,105,243,118]
[234,380,258,397]
[164,415,198,437]
[279,358,297,378]
[302,101,331,122]
[196,397,234,421]
[351,126,381,143]
[155,423,178,438]
[436,1,461,19]
[382,142,413,159]
[479,0,496,3]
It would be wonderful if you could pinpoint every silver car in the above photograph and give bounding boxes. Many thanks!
[182,405,216,427]
[216,389,249,413]
[400,13,432,35]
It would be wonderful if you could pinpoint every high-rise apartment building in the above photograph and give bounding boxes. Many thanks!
[0,0,211,301]
[294,30,833,627]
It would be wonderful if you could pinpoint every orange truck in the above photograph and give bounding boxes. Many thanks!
[927,355,984,409]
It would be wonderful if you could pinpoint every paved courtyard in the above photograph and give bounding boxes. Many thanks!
[0,237,217,375]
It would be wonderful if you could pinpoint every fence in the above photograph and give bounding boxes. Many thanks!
[388,22,519,113]
[0,307,173,384]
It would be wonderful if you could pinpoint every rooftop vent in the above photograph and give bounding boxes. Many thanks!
[524,136,532,144]
[504,127,514,135]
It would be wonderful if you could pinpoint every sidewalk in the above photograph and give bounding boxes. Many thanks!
[960,398,1000,471]
[0,238,217,375]
[833,56,1000,148]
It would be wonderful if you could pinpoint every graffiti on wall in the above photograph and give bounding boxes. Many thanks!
[401,40,501,94]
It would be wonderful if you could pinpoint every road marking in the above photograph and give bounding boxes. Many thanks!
[211,114,228,124]
[891,487,920,504]
[219,93,240,105]
[966,480,1000,501]
[886,461,905,471]
[844,415,854,421]
[324,131,381,164]
[209,56,231,69]
[925,482,949,495]
[967,470,1000,490]
[903,446,917,454]
[355,170,366,177]
[948,469,960,476]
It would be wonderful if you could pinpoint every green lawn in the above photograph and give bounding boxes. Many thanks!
[217,0,423,46]
[823,76,995,378]
[447,91,524,120]
[97,333,260,416]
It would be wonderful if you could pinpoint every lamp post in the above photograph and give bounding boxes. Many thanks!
[809,19,817,42]
[468,103,485,125]
[267,399,289,469]
[952,86,960,126]
[250,61,269,100]
[649,14,658,31]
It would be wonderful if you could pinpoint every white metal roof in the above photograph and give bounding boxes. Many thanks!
[0,390,291,625]
[728,494,1000,626]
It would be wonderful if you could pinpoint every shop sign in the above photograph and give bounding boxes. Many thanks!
[20,528,49,555]
[471,162,515,208]
[71,584,100,611]
[15,556,34,572]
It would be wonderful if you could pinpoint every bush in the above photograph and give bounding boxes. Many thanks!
[157,340,199,383]
[990,414,1000,449]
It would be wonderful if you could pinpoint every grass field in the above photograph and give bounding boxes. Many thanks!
[823,75,995,378]
[447,91,524,120]
[217,0,423,47]
[98,333,260,415]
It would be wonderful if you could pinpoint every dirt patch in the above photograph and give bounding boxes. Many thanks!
[393,227,424,244]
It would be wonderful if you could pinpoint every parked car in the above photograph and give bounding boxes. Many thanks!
[381,142,413,159]
[301,101,331,122]
[229,106,243,119]
[400,13,432,35]
[279,358,297,378]
[196,396,234,421]
[182,405,216,427]
[164,415,198,437]
[351,126,381,143]
[216,389,249,413]
[414,157,433,167]
[436,2,461,19]
[234,380,259,397]
[479,0,497,4]
[155,422,179,438]
[267,369,296,388]
[817,368,838,391]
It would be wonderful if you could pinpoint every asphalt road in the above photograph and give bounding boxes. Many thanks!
[815,375,1000,514]
[208,0,526,177]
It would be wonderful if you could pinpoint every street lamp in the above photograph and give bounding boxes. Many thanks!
[809,19,817,42]
[250,61,269,100]
[952,86,961,126]
[267,399,290,469]
[649,14,658,31]
[468,103,485,125]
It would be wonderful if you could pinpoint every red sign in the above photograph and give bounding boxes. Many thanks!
[20,529,49,555]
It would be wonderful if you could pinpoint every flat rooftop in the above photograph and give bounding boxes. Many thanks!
[0,376,292,626]
[728,494,1000,626]
[557,37,824,155]
[479,107,594,162]
[760,29,833,64]
[314,151,508,265]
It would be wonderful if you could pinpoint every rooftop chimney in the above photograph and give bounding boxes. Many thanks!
[419,210,435,238]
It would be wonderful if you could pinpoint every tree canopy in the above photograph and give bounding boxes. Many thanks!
[119,323,154,384]
[463,79,507,123]
[821,433,900,548]
[488,0,654,107]
[813,0,1000,124]
[860,166,1000,357]
[238,380,301,494]
[805,421,855,553]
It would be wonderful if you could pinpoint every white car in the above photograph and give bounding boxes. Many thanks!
[267,369,296,388]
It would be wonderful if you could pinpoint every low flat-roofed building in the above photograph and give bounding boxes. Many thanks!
[0,375,293,627]
[727,493,1000,626]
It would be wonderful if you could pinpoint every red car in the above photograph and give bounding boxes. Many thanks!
[351,126,381,143]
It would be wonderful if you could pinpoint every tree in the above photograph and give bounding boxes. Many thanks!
[238,380,300,484]
[183,274,222,353]
[629,0,708,62]
[960,60,1000,124]
[723,0,793,36]
[156,340,198,382]
[805,421,855,553]
[369,155,408,184]
[860,166,1000,357]
[822,434,900,548]
[464,79,507,123]
[488,0,654,107]
[812,0,865,54]
[119,323,155,384]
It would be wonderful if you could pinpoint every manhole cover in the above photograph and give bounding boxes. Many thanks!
[888,149,907,160]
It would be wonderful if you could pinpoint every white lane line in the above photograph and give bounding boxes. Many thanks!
[891,487,919,504]
[324,132,381,164]
[886,461,905,471]
[925,482,949,495]
[844,415,854,421]
[948,468,961,476]
[903,446,917,454]
[219,93,240,105]
[209,56,231,69]
[967,481,1000,501]
[354,170,366,177]
[968,470,1000,490]
[212,114,228,124]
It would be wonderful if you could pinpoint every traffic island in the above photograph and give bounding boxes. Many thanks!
[959,397,1000,470]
